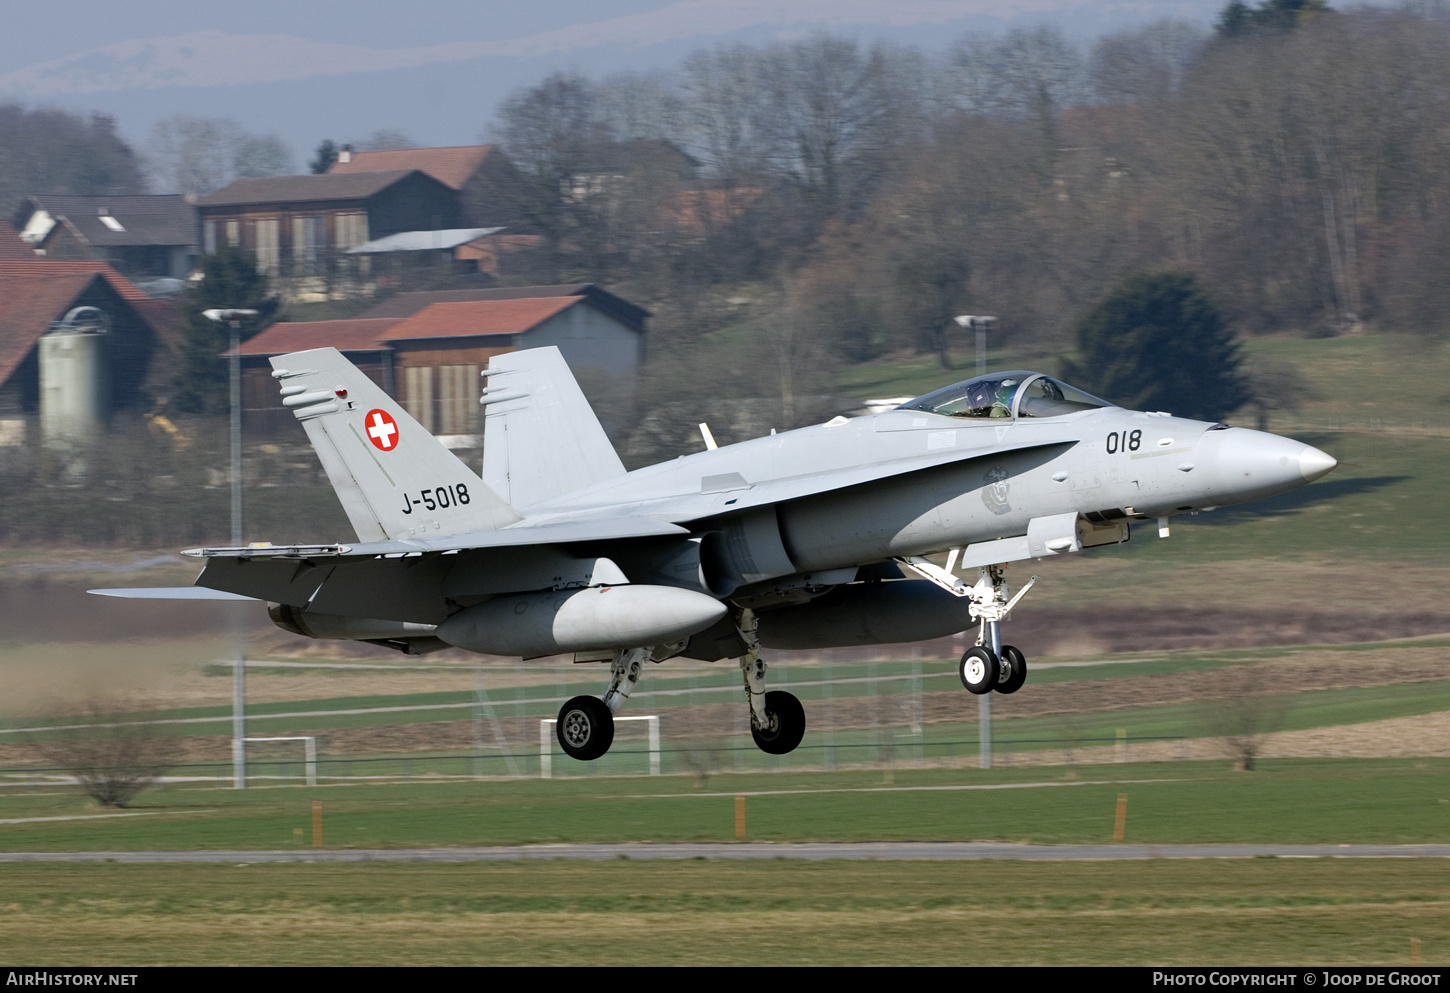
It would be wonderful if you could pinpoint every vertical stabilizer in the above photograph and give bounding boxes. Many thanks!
[269,348,520,542]
[482,347,625,509]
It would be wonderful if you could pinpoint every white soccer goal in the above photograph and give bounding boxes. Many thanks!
[243,736,317,786]
[539,716,660,779]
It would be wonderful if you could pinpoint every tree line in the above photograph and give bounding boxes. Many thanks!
[460,1,1450,437]
[7,1,1450,436]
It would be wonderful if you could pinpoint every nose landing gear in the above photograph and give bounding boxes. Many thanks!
[959,564,1034,697]
[899,555,1035,698]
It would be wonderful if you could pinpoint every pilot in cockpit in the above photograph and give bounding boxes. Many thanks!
[967,378,1018,418]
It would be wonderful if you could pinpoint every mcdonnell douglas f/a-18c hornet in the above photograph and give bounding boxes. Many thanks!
[96,346,1336,762]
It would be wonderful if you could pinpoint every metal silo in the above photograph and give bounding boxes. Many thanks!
[39,306,111,446]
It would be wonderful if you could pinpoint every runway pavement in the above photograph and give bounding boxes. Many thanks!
[3,842,1450,862]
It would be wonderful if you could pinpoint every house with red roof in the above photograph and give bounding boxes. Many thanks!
[327,145,499,192]
[196,170,459,287]
[0,260,178,446]
[233,284,645,438]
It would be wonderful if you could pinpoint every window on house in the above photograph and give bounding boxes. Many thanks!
[292,216,324,272]
[335,212,368,249]
[204,220,217,254]
[225,220,240,247]
[254,218,279,274]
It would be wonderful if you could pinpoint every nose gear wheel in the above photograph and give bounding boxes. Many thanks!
[996,645,1028,694]
[959,646,998,694]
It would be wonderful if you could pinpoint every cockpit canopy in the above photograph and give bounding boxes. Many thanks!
[896,372,1112,420]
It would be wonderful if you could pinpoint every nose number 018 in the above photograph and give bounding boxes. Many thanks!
[1105,430,1142,455]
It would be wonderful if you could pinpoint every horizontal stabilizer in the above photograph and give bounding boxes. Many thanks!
[187,516,690,561]
[88,587,257,601]
[182,543,352,559]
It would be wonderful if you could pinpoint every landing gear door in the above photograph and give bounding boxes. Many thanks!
[1077,516,1131,549]
[1026,512,1082,558]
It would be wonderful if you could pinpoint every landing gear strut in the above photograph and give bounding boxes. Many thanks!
[736,608,806,755]
[899,555,1036,697]
[555,646,651,761]
[957,564,1033,697]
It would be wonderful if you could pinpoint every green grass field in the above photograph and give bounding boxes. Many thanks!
[1,859,1446,966]
[2,759,1448,850]
[3,759,1449,965]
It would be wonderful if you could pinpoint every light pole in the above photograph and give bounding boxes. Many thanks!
[952,314,1000,767]
[953,315,998,377]
[204,307,258,789]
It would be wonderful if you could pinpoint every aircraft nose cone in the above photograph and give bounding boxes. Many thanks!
[1196,427,1335,507]
[1298,445,1337,482]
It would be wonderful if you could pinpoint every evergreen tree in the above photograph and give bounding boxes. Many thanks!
[1215,0,1332,38]
[309,139,339,174]
[172,246,280,415]
[1062,272,1247,422]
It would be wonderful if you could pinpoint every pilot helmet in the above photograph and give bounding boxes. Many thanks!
[967,381,998,412]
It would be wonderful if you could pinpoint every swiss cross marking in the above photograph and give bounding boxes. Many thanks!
[365,409,399,451]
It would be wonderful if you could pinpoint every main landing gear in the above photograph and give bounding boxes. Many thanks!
[736,607,806,756]
[958,564,1033,697]
[555,645,651,761]
[555,617,809,762]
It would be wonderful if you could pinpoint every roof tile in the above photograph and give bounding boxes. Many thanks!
[232,319,401,356]
[0,273,108,388]
[0,220,36,260]
[197,170,420,208]
[0,261,147,301]
[23,195,197,248]
[379,298,580,341]
[328,146,495,190]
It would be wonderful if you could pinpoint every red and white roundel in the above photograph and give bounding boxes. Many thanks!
[364,409,400,451]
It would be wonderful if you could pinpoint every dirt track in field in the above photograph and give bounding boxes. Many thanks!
[5,643,1444,767]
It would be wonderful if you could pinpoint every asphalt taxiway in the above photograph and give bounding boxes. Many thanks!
[3,843,1450,862]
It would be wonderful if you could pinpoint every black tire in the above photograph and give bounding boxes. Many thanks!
[556,695,614,761]
[996,645,1028,695]
[959,646,998,694]
[751,690,806,755]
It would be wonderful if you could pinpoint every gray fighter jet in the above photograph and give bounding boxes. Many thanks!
[96,347,1336,761]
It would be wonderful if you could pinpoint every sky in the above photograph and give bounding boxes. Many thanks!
[0,0,1226,172]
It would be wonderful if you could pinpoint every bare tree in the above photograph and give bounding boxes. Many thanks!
[149,116,238,195]
[945,27,1090,123]
[492,72,607,275]
[358,128,413,151]
[1240,356,1315,430]
[1168,10,1450,332]
[0,105,147,209]
[682,45,776,190]
[1198,670,1290,771]
[232,133,293,179]
[756,37,901,221]
[594,70,687,144]
[149,115,294,194]
[1090,20,1207,104]
[35,700,172,808]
